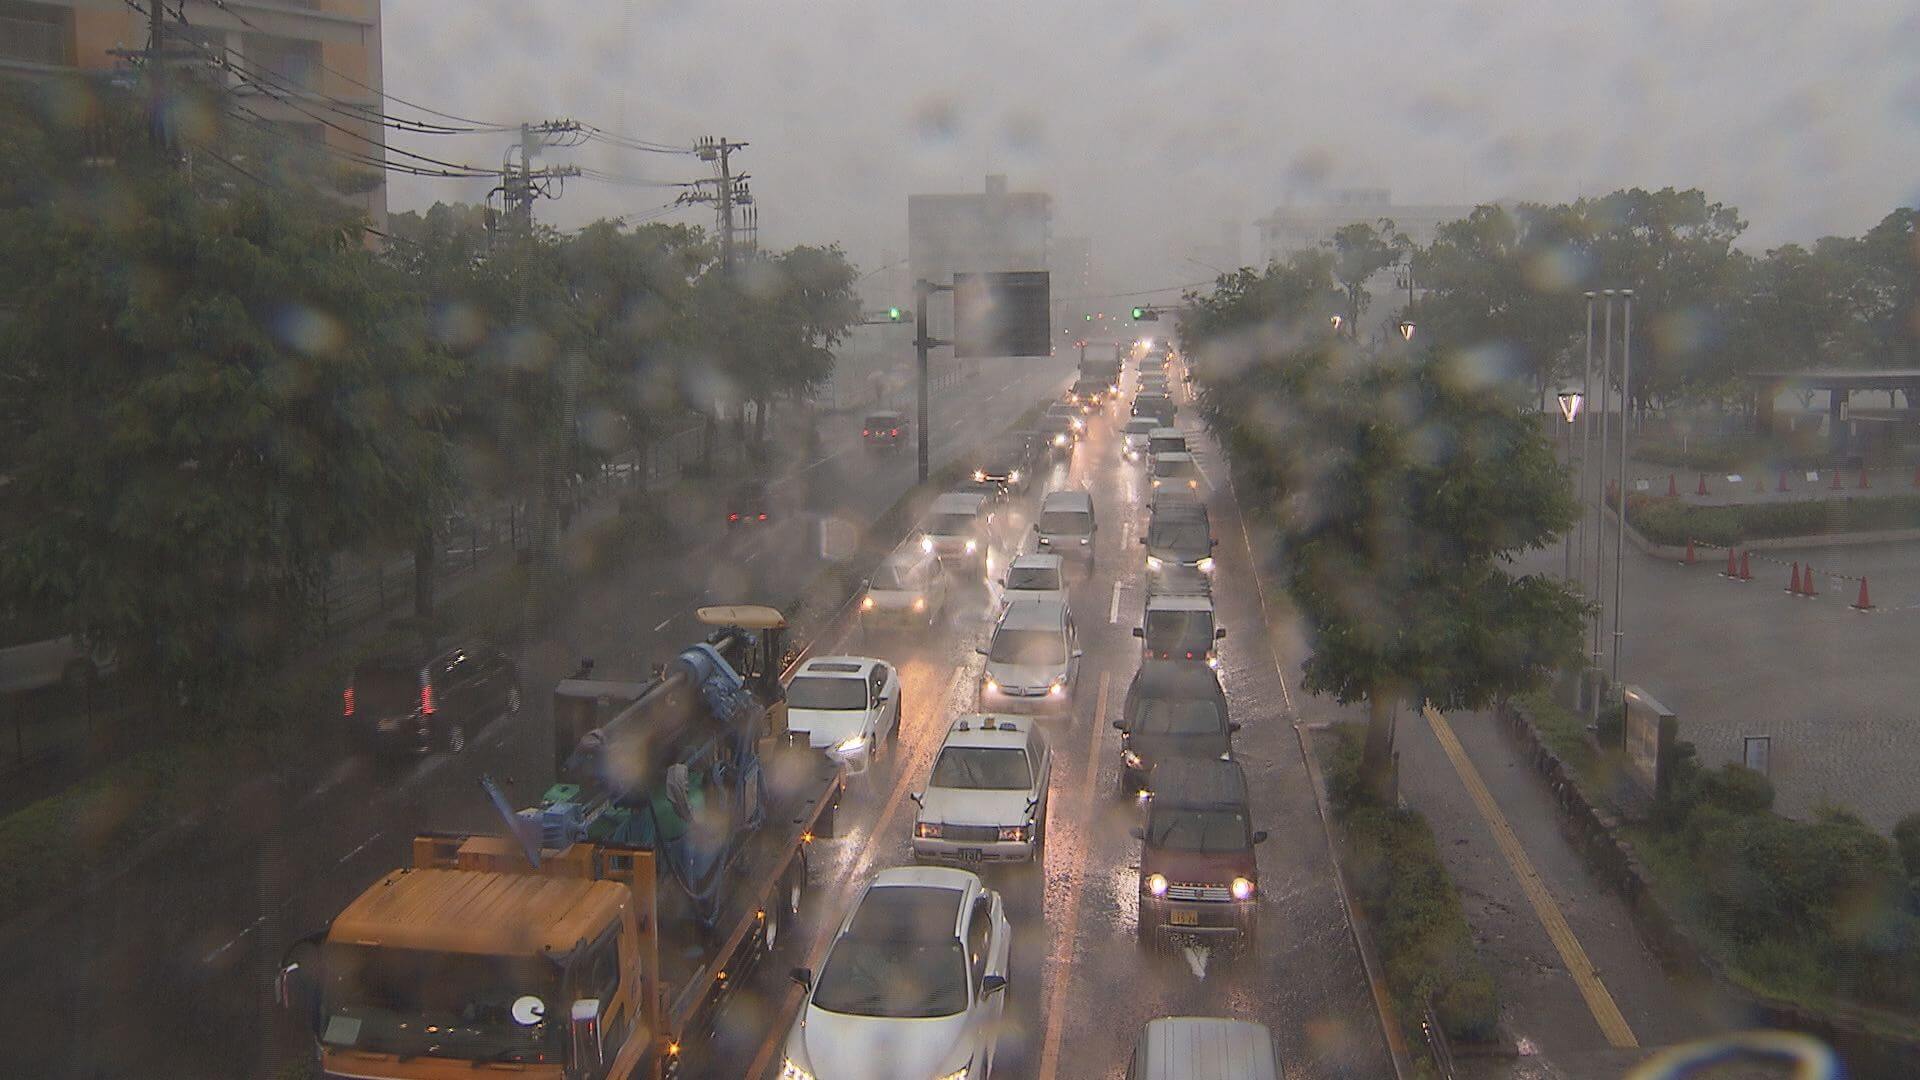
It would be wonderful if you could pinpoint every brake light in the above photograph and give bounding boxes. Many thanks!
[758,513,768,521]
[863,429,871,436]
[419,672,435,715]
[890,428,899,436]
[342,685,355,717]
[728,512,740,522]
[1185,651,1195,659]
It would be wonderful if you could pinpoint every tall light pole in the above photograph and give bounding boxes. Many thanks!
[1578,293,1595,589]
[1592,289,1615,723]
[1557,391,1584,581]
[1611,290,1635,686]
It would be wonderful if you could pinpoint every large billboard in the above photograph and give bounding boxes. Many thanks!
[953,271,1052,358]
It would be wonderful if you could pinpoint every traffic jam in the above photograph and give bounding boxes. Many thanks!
[278,337,1339,1080]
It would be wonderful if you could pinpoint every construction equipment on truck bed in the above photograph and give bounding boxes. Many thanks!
[279,604,843,1080]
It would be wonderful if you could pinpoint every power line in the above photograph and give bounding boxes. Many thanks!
[1053,279,1215,303]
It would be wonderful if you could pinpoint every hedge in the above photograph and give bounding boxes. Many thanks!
[1321,725,1500,1046]
[1625,492,1920,547]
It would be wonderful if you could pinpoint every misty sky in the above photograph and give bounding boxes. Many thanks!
[383,1,1920,292]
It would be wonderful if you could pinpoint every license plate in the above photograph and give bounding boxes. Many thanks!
[957,848,984,863]
[377,718,403,733]
[1168,909,1200,927]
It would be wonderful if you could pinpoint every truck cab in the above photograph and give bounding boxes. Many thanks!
[1132,758,1266,952]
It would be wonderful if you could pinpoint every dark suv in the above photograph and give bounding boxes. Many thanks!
[1114,659,1235,795]
[863,411,906,451]
[1132,757,1266,951]
[343,642,521,755]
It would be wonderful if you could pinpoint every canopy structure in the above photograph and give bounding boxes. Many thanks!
[1745,369,1920,458]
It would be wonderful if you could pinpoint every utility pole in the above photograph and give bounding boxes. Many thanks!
[147,0,165,150]
[914,278,954,484]
[690,137,750,268]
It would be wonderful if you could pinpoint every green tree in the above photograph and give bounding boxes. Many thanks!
[1851,208,1919,367]
[0,82,454,714]
[1329,219,1408,335]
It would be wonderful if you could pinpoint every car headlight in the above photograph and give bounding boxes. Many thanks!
[964,538,977,553]
[1008,470,1020,483]
[1151,477,1163,487]
[1053,434,1068,446]
[921,535,934,553]
[780,1057,817,1080]
[998,824,1029,842]
[912,595,927,612]
[932,1065,972,1080]
[1079,536,1090,545]
[1146,872,1169,897]
[972,469,986,483]
[983,675,999,694]
[915,821,943,839]
[1232,876,1256,900]
[1146,555,1163,571]
[861,595,876,611]
[1048,678,1066,697]
[1121,748,1143,769]
[835,734,867,754]
[1197,557,1215,573]
[1071,418,1085,431]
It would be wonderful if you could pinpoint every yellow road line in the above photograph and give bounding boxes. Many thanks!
[1423,704,1639,1049]
[1036,670,1110,1080]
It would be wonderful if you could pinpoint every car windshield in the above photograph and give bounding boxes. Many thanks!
[319,945,561,1063]
[810,938,969,1019]
[1147,518,1209,551]
[1124,419,1157,435]
[1149,437,1184,454]
[1154,458,1196,479]
[1132,699,1225,736]
[1146,610,1215,653]
[925,512,976,536]
[1146,809,1250,853]
[864,415,898,430]
[786,676,868,711]
[870,564,912,590]
[1005,566,1061,591]
[931,746,1033,790]
[990,628,1065,667]
[1038,510,1092,536]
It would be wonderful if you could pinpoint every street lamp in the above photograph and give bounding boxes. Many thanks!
[1557,391,1584,582]
[1397,320,1415,342]
[1329,314,1343,335]
[1556,391,1584,423]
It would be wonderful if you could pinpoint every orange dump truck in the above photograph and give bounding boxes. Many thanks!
[279,605,842,1079]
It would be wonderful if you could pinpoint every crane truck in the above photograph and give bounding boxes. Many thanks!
[278,605,843,1079]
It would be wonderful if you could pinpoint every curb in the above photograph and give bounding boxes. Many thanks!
[1496,700,1920,1079]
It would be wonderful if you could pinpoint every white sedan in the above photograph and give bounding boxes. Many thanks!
[784,656,901,775]
[782,867,1011,1080]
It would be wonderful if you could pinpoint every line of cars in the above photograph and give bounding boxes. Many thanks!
[779,350,1279,1079]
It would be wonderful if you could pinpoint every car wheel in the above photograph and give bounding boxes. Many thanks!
[445,720,467,754]
[889,705,902,746]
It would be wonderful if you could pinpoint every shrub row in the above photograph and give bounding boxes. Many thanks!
[1321,724,1500,1046]
[1624,492,1920,547]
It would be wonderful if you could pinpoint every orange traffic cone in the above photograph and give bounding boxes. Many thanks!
[1724,549,1739,578]
[1853,577,1874,611]
[1778,470,1790,493]
[1739,551,1753,581]
[1911,465,1920,489]
[1787,562,1802,594]
[1858,469,1871,490]
[1684,539,1697,564]
[1667,474,1679,497]
[1830,470,1844,491]
[1753,473,1766,494]
[1803,565,1819,597]
[1697,473,1710,496]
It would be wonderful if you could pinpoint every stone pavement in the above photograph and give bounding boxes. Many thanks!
[1395,704,1751,1078]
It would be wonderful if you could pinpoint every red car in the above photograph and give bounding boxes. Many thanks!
[863,411,906,451]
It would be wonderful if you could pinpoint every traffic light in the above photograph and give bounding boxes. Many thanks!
[1131,307,1146,319]
[1085,313,1093,321]
[887,306,904,322]
[1132,305,1162,322]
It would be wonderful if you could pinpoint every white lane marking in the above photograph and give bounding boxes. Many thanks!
[334,830,384,868]
[802,448,848,473]
[1109,581,1124,624]
[202,914,267,965]
[651,616,674,633]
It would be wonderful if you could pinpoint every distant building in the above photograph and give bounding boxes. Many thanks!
[908,175,1053,339]
[1,0,387,230]
[1254,188,1474,265]
[1051,235,1092,332]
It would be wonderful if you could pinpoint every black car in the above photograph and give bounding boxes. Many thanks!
[970,431,1039,495]
[1038,414,1078,458]
[1114,659,1236,794]
[727,479,774,527]
[863,411,906,451]
[344,642,521,755]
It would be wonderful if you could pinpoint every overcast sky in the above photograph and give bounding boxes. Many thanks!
[382,1,1920,294]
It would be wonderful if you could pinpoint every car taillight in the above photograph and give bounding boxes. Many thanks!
[863,429,871,436]
[729,512,740,522]
[419,673,435,715]
[342,685,355,717]
[890,428,899,436]
[758,513,768,521]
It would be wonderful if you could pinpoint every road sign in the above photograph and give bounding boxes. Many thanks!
[953,271,1051,358]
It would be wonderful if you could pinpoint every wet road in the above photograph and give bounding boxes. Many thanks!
[0,356,1070,1079]
[712,371,1393,1078]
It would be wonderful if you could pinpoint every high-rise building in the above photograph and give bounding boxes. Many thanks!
[0,0,387,229]
[908,175,1052,339]
[1051,234,1091,330]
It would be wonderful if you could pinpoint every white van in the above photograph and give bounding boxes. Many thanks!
[1126,1017,1280,1080]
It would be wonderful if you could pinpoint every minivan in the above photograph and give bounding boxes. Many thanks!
[1131,758,1266,950]
[1126,1017,1280,1080]
[1033,490,1096,565]
[344,641,521,755]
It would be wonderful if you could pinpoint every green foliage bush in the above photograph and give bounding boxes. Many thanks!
[1894,814,1920,885]
[1322,726,1500,1045]
[1626,493,1920,546]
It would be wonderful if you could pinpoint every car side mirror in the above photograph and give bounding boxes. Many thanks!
[1026,794,1040,808]
[1129,825,1145,840]
[1137,537,1146,545]
[909,791,923,805]
[1131,627,1144,638]
[1228,722,1242,733]
[976,646,989,656]
[789,966,813,992]
[1211,538,1219,547]
[1252,830,1269,844]
[1072,649,1084,659]
[876,694,892,705]
[1216,628,1227,639]
[980,974,1008,996]
[1112,720,1127,731]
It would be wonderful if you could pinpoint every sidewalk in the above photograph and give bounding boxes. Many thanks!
[1395,705,1745,1078]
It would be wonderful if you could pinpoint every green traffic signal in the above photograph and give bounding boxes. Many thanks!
[887,306,903,322]
[1084,314,1093,321]
[1131,307,1146,319]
